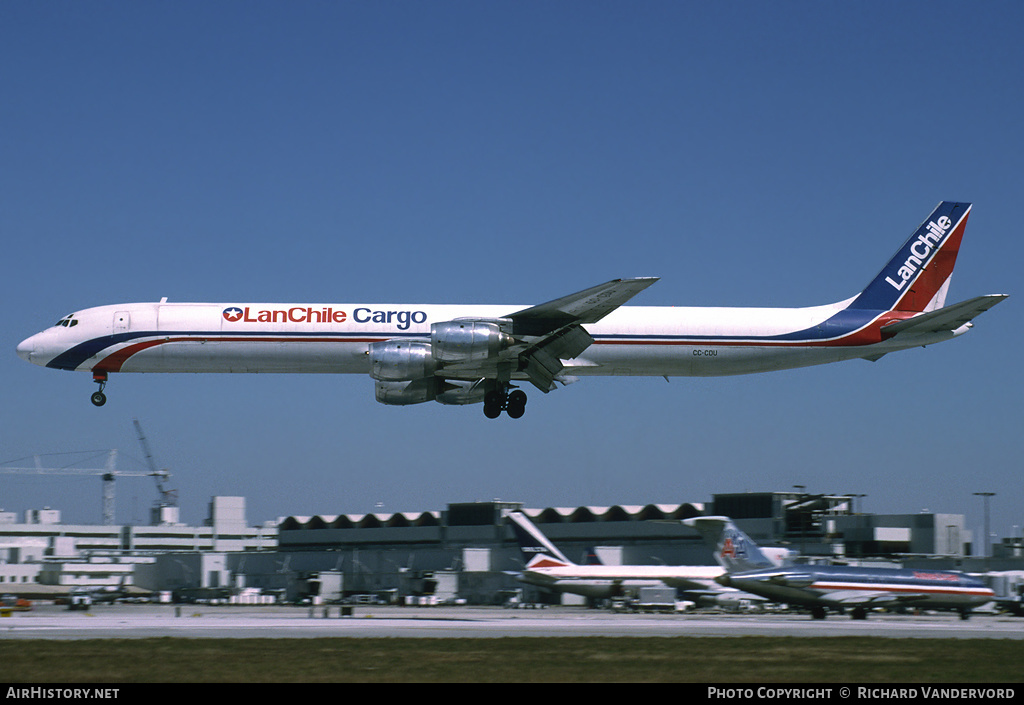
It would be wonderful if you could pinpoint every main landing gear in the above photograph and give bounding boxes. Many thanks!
[91,371,108,407]
[483,386,527,419]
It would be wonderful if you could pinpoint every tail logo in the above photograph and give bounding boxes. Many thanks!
[720,532,746,560]
[884,216,952,292]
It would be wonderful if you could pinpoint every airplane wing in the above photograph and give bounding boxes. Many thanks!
[661,576,723,591]
[438,278,658,392]
[509,278,660,330]
[507,278,658,391]
[882,294,1008,338]
[824,590,932,607]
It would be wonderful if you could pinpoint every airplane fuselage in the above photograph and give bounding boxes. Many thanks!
[15,201,1006,416]
[519,564,724,599]
[721,565,994,613]
[17,299,963,378]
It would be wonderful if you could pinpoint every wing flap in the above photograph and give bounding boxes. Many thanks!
[519,324,595,392]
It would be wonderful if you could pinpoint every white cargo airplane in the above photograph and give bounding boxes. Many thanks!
[17,201,1006,418]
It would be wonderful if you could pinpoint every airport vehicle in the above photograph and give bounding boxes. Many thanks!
[17,202,1005,418]
[685,516,996,620]
[508,510,724,599]
[66,576,134,606]
[611,587,695,613]
[0,594,32,612]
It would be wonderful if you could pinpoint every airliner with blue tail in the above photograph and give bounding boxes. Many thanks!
[685,516,996,620]
[16,201,1006,418]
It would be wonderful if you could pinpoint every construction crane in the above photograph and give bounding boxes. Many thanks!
[0,449,159,525]
[133,419,179,524]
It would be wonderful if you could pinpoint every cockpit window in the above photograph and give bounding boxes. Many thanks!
[54,314,79,328]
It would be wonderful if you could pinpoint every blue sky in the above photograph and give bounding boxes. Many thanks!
[2,2,1021,548]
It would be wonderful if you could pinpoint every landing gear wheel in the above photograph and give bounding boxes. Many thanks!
[91,370,108,407]
[481,386,528,419]
[506,389,527,418]
[810,606,827,620]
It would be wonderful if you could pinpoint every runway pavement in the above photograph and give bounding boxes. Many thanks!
[1,603,1022,640]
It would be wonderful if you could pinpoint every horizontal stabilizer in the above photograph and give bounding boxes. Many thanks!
[882,294,1008,338]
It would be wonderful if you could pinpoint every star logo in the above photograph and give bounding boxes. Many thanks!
[223,307,244,322]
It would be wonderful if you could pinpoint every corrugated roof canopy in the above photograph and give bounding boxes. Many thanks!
[280,503,704,530]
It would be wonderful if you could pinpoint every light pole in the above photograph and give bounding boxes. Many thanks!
[973,492,995,559]
[793,485,806,555]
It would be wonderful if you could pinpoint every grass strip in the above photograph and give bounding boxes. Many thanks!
[2,637,1023,683]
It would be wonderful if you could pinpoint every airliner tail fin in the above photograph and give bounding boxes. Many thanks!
[507,511,575,569]
[684,516,779,573]
[851,201,971,313]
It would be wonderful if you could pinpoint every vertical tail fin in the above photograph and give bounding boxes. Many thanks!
[850,201,971,313]
[506,511,575,569]
[684,516,779,573]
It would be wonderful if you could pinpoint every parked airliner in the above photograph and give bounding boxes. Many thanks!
[507,511,724,598]
[16,202,1006,418]
[686,516,996,620]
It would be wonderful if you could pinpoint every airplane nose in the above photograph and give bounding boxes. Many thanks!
[16,337,33,362]
[16,334,40,363]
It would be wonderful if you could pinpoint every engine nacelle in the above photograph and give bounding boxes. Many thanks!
[435,379,489,406]
[430,320,513,362]
[374,378,439,405]
[368,340,436,381]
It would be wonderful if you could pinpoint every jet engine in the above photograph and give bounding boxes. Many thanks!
[430,320,513,362]
[374,377,488,406]
[435,379,489,405]
[374,378,439,405]
[369,340,438,406]
[368,340,436,381]
[368,321,515,406]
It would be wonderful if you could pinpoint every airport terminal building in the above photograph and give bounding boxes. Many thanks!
[0,497,276,597]
[250,492,1003,604]
[3,490,1022,606]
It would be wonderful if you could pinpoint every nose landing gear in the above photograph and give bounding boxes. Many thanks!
[91,371,108,407]
[482,386,527,419]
